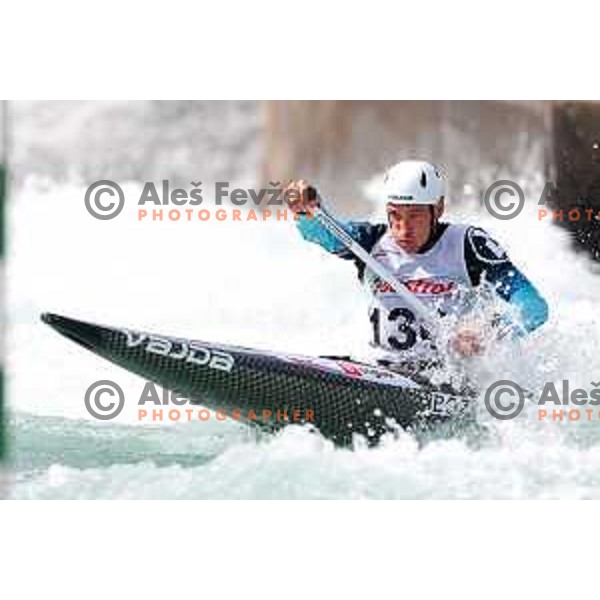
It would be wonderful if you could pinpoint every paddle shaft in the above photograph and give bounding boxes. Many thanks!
[312,206,439,326]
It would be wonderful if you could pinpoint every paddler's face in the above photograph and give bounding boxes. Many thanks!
[387,202,444,253]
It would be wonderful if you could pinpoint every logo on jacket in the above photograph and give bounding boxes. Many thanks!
[375,278,456,295]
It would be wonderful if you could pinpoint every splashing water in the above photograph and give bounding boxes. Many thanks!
[8,173,600,499]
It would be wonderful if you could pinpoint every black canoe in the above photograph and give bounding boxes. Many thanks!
[41,313,472,445]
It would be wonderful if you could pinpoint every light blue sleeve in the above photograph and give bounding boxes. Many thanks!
[508,281,549,334]
[464,227,549,336]
[296,213,348,254]
[295,212,387,258]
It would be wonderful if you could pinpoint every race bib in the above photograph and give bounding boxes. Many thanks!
[369,294,432,352]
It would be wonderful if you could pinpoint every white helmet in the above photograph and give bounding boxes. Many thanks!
[382,160,446,206]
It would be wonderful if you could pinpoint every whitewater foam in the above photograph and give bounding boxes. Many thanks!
[9,177,600,498]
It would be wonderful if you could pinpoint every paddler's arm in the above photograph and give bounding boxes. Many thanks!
[296,212,386,258]
[464,227,549,335]
[283,179,386,259]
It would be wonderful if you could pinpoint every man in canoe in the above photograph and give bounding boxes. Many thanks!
[284,160,548,377]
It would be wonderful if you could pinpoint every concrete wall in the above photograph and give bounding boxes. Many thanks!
[263,100,546,216]
[546,101,600,258]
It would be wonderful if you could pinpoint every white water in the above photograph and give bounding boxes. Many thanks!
[8,172,600,498]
